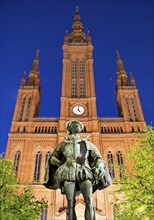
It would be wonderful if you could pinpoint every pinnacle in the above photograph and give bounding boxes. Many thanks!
[35,50,39,60]
[116,50,121,61]
[76,6,79,14]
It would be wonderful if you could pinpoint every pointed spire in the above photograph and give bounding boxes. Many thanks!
[64,30,69,44]
[31,50,39,73]
[116,50,129,87]
[116,50,121,60]
[116,50,125,72]
[130,72,136,87]
[26,50,40,86]
[20,71,26,86]
[69,7,86,43]
[87,30,92,44]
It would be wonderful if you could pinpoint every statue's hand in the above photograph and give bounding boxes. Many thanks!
[94,163,105,179]
[50,156,62,167]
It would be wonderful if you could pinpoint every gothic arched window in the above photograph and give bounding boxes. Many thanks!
[72,60,77,98]
[23,127,26,133]
[25,97,31,121]
[13,151,20,176]
[41,208,48,220]
[79,59,85,97]
[19,97,26,121]
[48,127,51,133]
[125,96,132,121]
[131,97,138,121]
[45,151,50,166]
[117,151,124,178]
[107,151,115,178]
[33,151,41,181]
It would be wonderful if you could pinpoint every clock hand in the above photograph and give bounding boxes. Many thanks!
[77,106,81,112]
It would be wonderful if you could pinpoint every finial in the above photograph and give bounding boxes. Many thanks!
[35,49,39,60]
[20,71,26,86]
[130,72,134,79]
[130,72,136,87]
[64,30,69,44]
[76,6,79,14]
[87,30,92,44]
[116,50,121,61]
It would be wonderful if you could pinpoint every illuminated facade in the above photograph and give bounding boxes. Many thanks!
[5,8,145,220]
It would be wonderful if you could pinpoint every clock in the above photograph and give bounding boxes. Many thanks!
[73,105,85,115]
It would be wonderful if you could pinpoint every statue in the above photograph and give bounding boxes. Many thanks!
[43,120,112,220]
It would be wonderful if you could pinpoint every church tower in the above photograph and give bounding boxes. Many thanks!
[5,8,146,220]
[59,7,98,135]
[115,50,145,133]
[11,50,41,127]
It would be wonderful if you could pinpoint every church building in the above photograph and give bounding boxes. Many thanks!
[5,8,146,220]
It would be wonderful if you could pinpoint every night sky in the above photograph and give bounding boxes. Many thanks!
[0,0,154,154]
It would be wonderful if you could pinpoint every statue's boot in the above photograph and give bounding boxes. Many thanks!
[85,205,96,220]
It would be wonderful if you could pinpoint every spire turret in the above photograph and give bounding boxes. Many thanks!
[20,71,26,87]
[69,7,86,43]
[130,72,136,87]
[64,30,69,44]
[87,30,92,44]
[26,50,40,86]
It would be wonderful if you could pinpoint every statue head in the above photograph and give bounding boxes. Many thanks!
[66,120,83,135]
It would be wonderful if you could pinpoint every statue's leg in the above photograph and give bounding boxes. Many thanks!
[64,181,77,220]
[79,180,95,220]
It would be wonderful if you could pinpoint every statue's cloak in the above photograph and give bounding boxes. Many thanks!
[43,156,60,190]
[43,140,112,194]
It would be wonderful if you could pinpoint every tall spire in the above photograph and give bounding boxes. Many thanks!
[69,7,86,43]
[116,50,129,87]
[26,50,40,86]
[31,50,39,74]
[116,50,126,73]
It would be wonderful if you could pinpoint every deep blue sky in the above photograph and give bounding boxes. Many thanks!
[0,0,154,154]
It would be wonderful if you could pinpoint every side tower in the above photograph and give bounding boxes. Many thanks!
[5,51,41,182]
[11,50,41,127]
[59,7,99,137]
[115,51,145,133]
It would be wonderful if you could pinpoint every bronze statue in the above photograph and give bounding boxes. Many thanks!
[43,120,112,220]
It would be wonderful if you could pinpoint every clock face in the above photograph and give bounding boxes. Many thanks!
[73,105,85,115]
